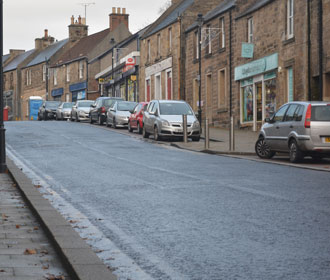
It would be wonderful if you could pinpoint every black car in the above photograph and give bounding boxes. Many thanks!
[90,97,123,125]
[38,101,61,121]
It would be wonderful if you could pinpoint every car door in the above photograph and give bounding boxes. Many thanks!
[131,104,140,127]
[264,104,289,151]
[144,102,154,133]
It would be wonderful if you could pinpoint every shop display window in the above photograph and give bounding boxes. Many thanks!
[242,85,253,122]
[265,79,276,118]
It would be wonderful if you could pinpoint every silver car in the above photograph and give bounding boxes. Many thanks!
[56,102,74,120]
[255,101,330,162]
[143,100,200,141]
[106,101,138,128]
[71,100,94,122]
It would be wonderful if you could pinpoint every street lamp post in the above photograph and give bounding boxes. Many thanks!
[0,0,7,173]
[197,14,203,127]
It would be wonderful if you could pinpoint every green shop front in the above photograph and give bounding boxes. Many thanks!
[235,53,278,131]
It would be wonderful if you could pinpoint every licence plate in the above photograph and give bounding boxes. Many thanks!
[325,137,330,143]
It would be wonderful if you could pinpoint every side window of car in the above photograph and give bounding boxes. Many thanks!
[284,104,298,122]
[273,105,289,122]
[151,102,158,114]
[293,105,304,121]
[148,102,154,113]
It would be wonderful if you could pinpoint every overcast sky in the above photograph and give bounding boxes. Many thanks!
[3,0,169,54]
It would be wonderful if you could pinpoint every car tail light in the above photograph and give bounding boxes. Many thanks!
[101,107,106,113]
[304,104,312,128]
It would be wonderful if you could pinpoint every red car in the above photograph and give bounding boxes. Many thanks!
[128,102,148,134]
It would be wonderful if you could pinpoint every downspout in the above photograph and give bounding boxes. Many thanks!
[318,0,323,100]
[178,17,182,100]
[307,0,311,101]
[86,58,89,100]
[229,9,234,151]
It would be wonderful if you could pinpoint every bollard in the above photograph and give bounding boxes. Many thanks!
[204,118,209,150]
[182,114,188,143]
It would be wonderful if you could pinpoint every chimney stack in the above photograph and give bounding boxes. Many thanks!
[68,15,88,42]
[109,7,129,32]
[35,30,55,50]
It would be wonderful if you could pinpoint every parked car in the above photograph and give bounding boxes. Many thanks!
[71,100,94,122]
[90,97,123,125]
[37,101,61,121]
[255,101,330,163]
[106,101,138,128]
[143,100,200,141]
[128,102,148,134]
[56,102,74,120]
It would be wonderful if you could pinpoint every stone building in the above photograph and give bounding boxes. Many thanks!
[139,0,223,103]
[184,0,330,131]
[49,8,131,102]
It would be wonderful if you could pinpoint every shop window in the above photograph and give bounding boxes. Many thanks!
[287,67,293,102]
[217,69,226,108]
[247,17,253,43]
[264,78,277,118]
[287,0,294,39]
[219,17,225,49]
[241,85,253,123]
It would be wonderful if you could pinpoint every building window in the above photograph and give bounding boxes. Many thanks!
[147,40,151,63]
[26,69,31,86]
[206,25,212,55]
[168,28,172,53]
[241,84,253,123]
[287,0,294,38]
[66,65,70,82]
[42,65,47,82]
[193,31,199,59]
[53,68,57,86]
[219,17,225,49]
[157,34,161,58]
[287,67,294,101]
[79,61,84,79]
[247,17,253,43]
[10,73,13,89]
[218,69,226,108]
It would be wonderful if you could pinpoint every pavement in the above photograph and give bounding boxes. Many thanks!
[1,158,117,280]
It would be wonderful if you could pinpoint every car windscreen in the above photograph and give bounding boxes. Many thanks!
[104,99,123,107]
[159,103,193,115]
[311,105,330,121]
[45,102,61,109]
[63,103,73,108]
[78,101,93,108]
[117,102,137,111]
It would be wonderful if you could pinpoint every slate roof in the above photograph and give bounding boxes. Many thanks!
[236,0,275,19]
[54,29,110,66]
[186,0,236,33]
[2,54,10,64]
[25,39,69,68]
[142,0,194,39]
[4,49,35,72]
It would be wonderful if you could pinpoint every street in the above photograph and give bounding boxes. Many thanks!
[5,121,330,280]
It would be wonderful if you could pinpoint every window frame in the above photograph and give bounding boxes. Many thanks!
[247,17,253,43]
[79,61,84,79]
[219,17,225,49]
[287,0,294,39]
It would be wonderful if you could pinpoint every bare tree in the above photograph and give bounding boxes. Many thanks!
[158,0,172,14]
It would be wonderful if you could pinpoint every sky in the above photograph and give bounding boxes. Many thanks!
[3,0,169,54]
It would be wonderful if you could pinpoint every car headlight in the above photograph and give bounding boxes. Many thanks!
[193,121,200,128]
[161,119,170,126]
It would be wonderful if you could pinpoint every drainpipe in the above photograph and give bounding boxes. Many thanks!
[229,9,234,151]
[318,0,323,100]
[86,58,89,100]
[307,0,311,101]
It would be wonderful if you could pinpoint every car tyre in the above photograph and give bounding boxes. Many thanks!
[143,125,149,139]
[43,113,47,121]
[137,122,142,134]
[154,126,162,141]
[289,140,303,163]
[113,118,117,129]
[192,136,200,142]
[98,115,103,126]
[255,137,276,159]
[106,117,110,127]
[76,114,79,122]
[128,121,133,132]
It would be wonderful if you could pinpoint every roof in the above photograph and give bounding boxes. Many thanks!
[2,54,10,64]
[25,39,69,68]
[4,49,36,72]
[54,29,110,66]
[142,0,194,39]
[236,0,275,19]
[186,0,236,33]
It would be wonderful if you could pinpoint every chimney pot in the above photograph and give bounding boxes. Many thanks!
[44,29,48,38]
[78,15,82,24]
[112,7,116,14]
[117,7,121,14]
[71,15,74,25]
[122,8,126,14]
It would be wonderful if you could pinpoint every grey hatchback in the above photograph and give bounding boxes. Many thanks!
[255,101,330,163]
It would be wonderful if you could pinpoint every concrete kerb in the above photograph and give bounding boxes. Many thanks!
[6,157,117,280]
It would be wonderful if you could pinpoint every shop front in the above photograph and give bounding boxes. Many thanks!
[51,88,63,101]
[69,82,87,102]
[235,53,278,131]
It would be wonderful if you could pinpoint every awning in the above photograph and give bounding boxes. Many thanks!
[69,81,87,92]
[51,88,64,97]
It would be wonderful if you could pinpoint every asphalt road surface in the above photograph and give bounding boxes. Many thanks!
[5,121,330,280]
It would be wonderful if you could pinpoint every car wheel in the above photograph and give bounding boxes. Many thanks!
[43,113,47,121]
[76,114,80,122]
[289,140,303,163]
[255,137,276,159]
[143,124,149,139]
[98,115,103,126]
[137,122,142,134]
[192,136,200,142]
[113,118,117,129]
[106,117,110,127]
[128,121,133,132]
[154,126,162,141]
